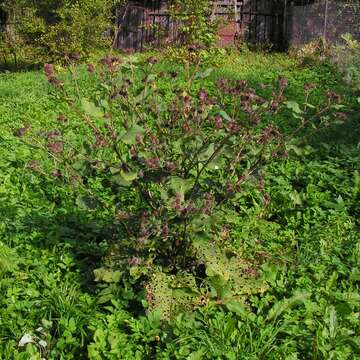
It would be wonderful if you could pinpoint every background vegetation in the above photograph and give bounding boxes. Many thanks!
[0,0,360,358]
[0,48,359,358]
[0,0,123,68]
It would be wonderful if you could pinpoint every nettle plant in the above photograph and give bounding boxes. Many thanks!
[17,54,344,287]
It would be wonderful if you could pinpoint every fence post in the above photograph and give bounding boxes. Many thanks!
[282,0,288,50]
[323,0,329,42]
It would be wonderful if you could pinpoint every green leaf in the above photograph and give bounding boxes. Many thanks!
[81,99,104,118]
[199,143,215,161]
[76,195,99,210]
[195,68,213,79]
[94,268,122,283]
[327,306,337,339]
[286,101,302,114]
[218,110,232,122]
[266,292,311,322]
[68,317,76,333]
[120,170,138,182]
[188,349,206,360]
[286,144,303,156]
[121,124,145,145]
[289,191,303,206]
[225,300,247,317]
[169,176,193,198]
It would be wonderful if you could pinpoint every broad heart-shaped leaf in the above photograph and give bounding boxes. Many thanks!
[286,101,302,114]
[199,143,215,161]
[120,170,138,182]
[76,195,99,210]
[168,176,193,199]
[120,124,145,145]
[93,267,122,283]
[111,170,138,187]
[188,349,206,360]
[81,99,104,118]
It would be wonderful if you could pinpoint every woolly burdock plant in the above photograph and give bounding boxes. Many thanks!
[16,53,345,315]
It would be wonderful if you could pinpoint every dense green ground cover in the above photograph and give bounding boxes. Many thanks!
[0,51,359,359]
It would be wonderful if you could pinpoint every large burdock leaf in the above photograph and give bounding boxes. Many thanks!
[120,124,145,145]
[76,195,99,210]
[81,99,104,118]
[168,176,193,200]
[94,267,121,283]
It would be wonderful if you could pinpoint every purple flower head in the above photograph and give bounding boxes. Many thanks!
[57,113,67,123]
[48,141,63,154]
[100,55,121,71]
[27,160,39,171]
[304,83,316,91]
[203,194,214,215]
[217,78,228,92]
[278,76,289,89]
[14,124,31,138]
[48,76,62,87]
[147,56,158,65]
[47,129,62,139]
[235,79,247,91]
[270,100,279,111]
[227,121,240,134]
[171,193,182,212]
[326,91,341,103]
[165,161,177,172]
[198,89,208,104]
[69,52,81,61]
[52,169,62,177]
[335,112,347,121]
[87,63,96,73]
[214,115,223,130]
[161,224,169,237]
[259,125,277,144]
[144,157,159,170]
[128,257,141,266]
[184,200,196,215]
[226,182,235,194]
[182,122,191,133]
[44,63,54,78]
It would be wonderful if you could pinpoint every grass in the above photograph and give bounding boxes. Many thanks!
[0,50,359,359]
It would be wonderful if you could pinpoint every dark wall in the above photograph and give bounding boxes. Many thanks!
[0,7,8,27]
[287,0,360,45]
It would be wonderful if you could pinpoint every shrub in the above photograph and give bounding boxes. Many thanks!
[0,0,121,66]
[329,33,360,92]
[16,54,344,315]
[169,0,220,48]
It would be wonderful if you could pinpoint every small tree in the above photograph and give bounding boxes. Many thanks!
[0,0,124,65]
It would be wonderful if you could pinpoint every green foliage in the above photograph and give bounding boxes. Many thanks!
[0,0,119,67]
[169,0,219,48]
[19,53,344,303]
[330,34,360,91]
